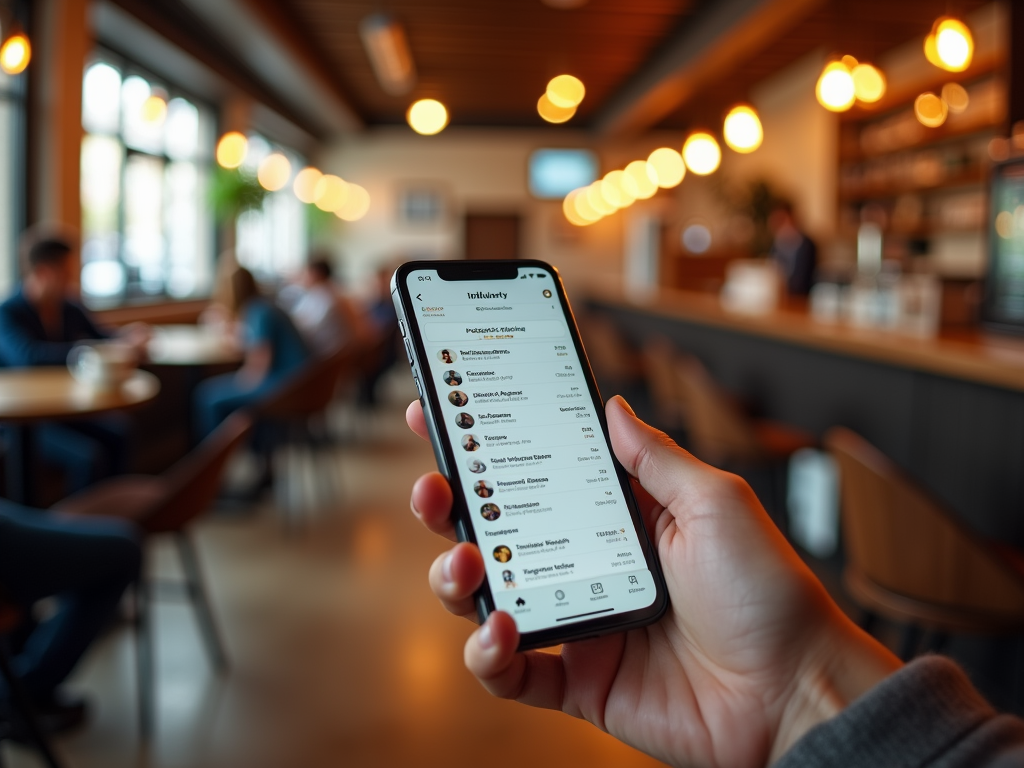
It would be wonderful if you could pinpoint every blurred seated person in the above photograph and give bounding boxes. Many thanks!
[768,200,817,296]
[358,265,400,406]
[279,253,365,357]
[0,229,149,492]
[0,501,141,735]
[194,265,312,440]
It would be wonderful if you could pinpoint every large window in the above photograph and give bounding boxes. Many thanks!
[0,59,27,298]
[80,54,215,304]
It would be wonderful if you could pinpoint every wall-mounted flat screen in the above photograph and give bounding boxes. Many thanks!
[528,148,598,199]
[983,158,1024,333]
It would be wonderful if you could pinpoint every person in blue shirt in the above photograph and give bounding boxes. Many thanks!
[193,265,312,439]
[0,230,148,493]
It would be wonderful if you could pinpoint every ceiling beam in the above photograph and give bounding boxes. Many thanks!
[592,0,825,138]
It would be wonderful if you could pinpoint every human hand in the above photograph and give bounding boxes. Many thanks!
[407,396,900,768]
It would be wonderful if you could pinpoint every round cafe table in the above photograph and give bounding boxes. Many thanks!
[146,324,243,367]
[0,367,160,505]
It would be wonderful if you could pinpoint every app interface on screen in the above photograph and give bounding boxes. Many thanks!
[406,267,657,633]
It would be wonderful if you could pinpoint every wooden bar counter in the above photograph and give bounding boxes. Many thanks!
[584,283,1024,546]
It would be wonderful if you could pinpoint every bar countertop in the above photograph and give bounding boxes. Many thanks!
[584,283,1024,394]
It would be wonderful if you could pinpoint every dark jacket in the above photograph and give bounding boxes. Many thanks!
[0,289,109,367]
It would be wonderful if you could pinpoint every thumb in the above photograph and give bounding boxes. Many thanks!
[605,395,718,518]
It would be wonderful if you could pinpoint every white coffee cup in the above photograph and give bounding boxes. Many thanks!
[67,341,136,391]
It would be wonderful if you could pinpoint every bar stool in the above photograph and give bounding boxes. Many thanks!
[0,596,65,768]
[825,427,1024,660]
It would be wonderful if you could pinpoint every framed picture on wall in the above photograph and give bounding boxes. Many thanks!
[396,183,448,228]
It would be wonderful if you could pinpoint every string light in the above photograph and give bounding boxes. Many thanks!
[682,132,721,175]
[851,63,886,103]
[293,167,323,203]
[914,92,948,128]
[407,99,449,135]
[941,82,970,114]
[563,190,594,226]
[925,17,974,73]
[336,184,371,221]
[586,182,616,215]
[257,152,292,192]
[546,75,585,109]
[816,60,856,112]
[141,94,167,125]
[537,94,576,123]
[215,132,248,169]
[0,33,30,75]
[722,106,763,153]
[572,188,602,222]
[647,148,685,188]
[624,160,658,199]
[314,174,349,212]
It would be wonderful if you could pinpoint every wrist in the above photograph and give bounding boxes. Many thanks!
[770,609,902,763]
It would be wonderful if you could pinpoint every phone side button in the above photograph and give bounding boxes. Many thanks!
[399,319,407,338]
[404,339,414,363]
[413,376,423,399]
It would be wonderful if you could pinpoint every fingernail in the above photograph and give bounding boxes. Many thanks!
[477,618,495,649]
[442,550,454,581]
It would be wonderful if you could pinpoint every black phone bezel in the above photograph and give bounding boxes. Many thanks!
[392,259,668,650]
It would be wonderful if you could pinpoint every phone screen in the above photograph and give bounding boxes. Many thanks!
[404,265,658,634]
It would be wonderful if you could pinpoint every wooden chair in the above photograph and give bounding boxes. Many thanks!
[825,427,1024,660]
[0,596,65,768]
[643,339,815,526]
[254,342,363,525]
[53,410,254,735]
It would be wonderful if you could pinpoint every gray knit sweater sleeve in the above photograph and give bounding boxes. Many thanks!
[776,656,1024,768]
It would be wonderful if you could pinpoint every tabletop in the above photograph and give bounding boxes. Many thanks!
[0,368,161,422]
[146,324,243,367]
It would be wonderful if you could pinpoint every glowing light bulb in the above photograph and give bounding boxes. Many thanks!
[563,190,594,226]
[293,167,323,203]
[407,99,449,135]
[537,94,576,123]
[682,132,721,176]
[572,188,602,222]
[941,82,970,114]
[141,94,167,125]
[914,92,948,128]
[816,61,856,112]
[851,63,886,103]
[586,182,616,215]
[934,18,973,72]
[257,152,291,192]
[314,174,349,212]
[647,147,685,188]
[336,184,371,221]
[722,106,763,153]
[546,75,585,109]
[609,169,638,207]
[216,131,248,169]
[0,34,30,75]
[623,161,657,200]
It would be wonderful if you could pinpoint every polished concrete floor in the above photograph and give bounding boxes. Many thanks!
[6,374,666,768]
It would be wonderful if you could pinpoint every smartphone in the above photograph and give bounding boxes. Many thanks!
[392,259,668,650]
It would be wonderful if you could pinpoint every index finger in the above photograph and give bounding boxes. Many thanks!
[406,400,429,442]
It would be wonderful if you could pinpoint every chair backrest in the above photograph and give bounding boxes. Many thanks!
[256,341,362,419]
[577,312,643,389]
[825,426,1024,619]
[670,354,763,465]
[144,410,254,533]
[641,337,686,430]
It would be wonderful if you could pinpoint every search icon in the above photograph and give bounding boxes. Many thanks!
[628,575,638,585]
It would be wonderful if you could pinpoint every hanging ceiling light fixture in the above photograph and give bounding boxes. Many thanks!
[407,98,449,135]
[816,60,856,112]
[0,27,31,76]
[851,62,886,103]
[722,106,763,153]
[682,132,722,175]
[360,13,417,96]
[924,17,974,73]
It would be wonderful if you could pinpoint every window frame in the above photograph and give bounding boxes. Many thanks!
[0,4,29,297]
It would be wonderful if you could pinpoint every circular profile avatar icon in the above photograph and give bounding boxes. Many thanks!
[467,458,487,474]
[443,370,462,387]
[480,503,500,521]
[437,349,457,364]
[455,412,475,430]
[473,480,494,498]
[449,390,469,407]
[493,545,512,563]
[502,570,516,589]
[542,289,552,298]
[461,434,482,452]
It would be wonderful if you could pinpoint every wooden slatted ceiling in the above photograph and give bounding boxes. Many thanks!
[281,0,696,127]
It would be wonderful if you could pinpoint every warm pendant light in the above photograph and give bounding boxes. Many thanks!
[407,99,449,135]
[216,132,248,169]
[723,106,763,153]
[816,60,856,112]
[0,31,31,75]
[924,17,974,73]
[682,132,722,176]
[851,63,886,103]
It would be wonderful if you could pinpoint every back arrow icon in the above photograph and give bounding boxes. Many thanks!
[416,293,423,301]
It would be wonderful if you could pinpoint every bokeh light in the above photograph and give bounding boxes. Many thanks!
[934,18,973,72]
[816,61,856,112]
[995,210,1013,239]
[293,167,323,203]
[314,174,349,212]
[215,131,248,169]
[257,152,291,192]
[914,92,948,128]
[141,94,167,125]
[546,75,585,108]
[0,34,31,75]
[572,188,602,222]
[563,190,593,226]
[336,184,371,221]
[851,63,886,103]
[624,160,658,199]
[682,132,722,176]
[941,82,970,114]
[537,94,576,123]
[407,99,449,135]
[586,182,616,215]
[723,106,763,153]
[647,147,685,188]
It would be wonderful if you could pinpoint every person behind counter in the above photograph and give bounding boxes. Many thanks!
[0,229,149,491]
[768,200,817,296]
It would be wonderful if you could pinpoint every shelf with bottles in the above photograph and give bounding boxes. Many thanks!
[839,186,988,239]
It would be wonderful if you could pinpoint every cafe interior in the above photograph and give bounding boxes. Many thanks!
[3,0,1024,765]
